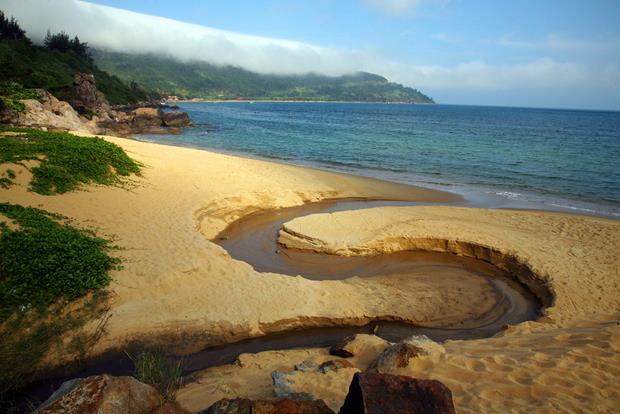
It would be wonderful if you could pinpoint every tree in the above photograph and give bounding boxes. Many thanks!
[0,10,27,41]
[44,30,91,60]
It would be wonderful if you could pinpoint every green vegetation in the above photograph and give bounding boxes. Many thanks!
[93,50,435,103]
[44,30,90,60]
[0,292,110,398]
[0,12,156,105]
[0,203,117,320]
[0,80,40,112]
[0,11,25,41]
[128,349,184,402]
[0,203,115,399]
[0,128,141,194]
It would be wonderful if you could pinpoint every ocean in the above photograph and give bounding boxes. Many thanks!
[139,102,620,218]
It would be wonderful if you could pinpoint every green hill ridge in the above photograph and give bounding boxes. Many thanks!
[92,49,434,103]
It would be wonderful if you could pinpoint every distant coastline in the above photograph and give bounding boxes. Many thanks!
[173,98,436,104]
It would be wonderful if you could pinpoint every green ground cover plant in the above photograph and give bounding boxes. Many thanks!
[0,128,141,194]
[0,203,116,405]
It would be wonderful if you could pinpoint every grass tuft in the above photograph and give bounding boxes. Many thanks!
[127,349,183,402]
[0,127,141,194]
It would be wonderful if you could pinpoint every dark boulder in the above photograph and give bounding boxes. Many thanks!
[338,372,455,414]
[202,398,335,414]
[162,111,190,127]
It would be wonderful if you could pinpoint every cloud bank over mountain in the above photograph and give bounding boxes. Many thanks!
[3,0,619,108]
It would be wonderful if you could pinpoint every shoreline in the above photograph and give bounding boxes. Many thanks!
[133,133,620,221]
[174,99,435,105]
[2,132,619,412]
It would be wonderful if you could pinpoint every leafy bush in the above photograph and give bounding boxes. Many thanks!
[0,128,141,194]
[0,203,117,320]
[128,349,184,402]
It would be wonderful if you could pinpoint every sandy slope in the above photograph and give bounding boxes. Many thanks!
[2,133,619,413]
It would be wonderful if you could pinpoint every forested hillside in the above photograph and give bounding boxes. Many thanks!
[92,50,434,103]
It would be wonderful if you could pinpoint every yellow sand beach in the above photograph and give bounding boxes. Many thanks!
[1,134,618,413]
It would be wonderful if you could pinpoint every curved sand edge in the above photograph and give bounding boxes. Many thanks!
[181,207,620,413]
[278,206,620,326]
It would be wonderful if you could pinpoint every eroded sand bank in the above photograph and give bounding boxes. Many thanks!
[2,134,619,413]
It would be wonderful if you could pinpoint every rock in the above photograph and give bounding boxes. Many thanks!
[338,372,455,414]
[202,398,335,414]
[162,111,191,127]
[329,334,390,359]
[73,73,110,115]
[368,335,444,373]
[134,107,162,118]
[131,107,164,130]
[0,89,90,132]
[38,374,189,414]
[318,360,354,374]
[295,359,319,372]
[270,358,360,411]
[272,371,315,400]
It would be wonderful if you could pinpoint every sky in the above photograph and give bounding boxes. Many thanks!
[2,0,620,110]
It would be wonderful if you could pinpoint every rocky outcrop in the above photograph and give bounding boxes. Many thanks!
[338,372,456,414]
[368,335,445,373]
[1,74,191,136]
[38,374,189,414]
[203,398,335,414]
[0,89,90,131]
[72,73,111,115]
[163,111,191,127]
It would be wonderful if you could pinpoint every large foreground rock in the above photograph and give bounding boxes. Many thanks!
[203,398,335,414]
[39,374,189,414]
[338,372,455,414]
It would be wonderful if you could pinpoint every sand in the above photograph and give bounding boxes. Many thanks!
[1,133,619,413]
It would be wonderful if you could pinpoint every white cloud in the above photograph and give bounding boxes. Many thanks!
[1,0,618,108]
[498,33,620,53]
[1,0,369,76]
[362,0,423,15]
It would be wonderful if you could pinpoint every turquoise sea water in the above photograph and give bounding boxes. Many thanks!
[140,102,620,218]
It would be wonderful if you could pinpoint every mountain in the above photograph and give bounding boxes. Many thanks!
[91,50,434,103]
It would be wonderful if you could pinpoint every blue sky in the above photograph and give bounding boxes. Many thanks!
[4,0,620,109]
